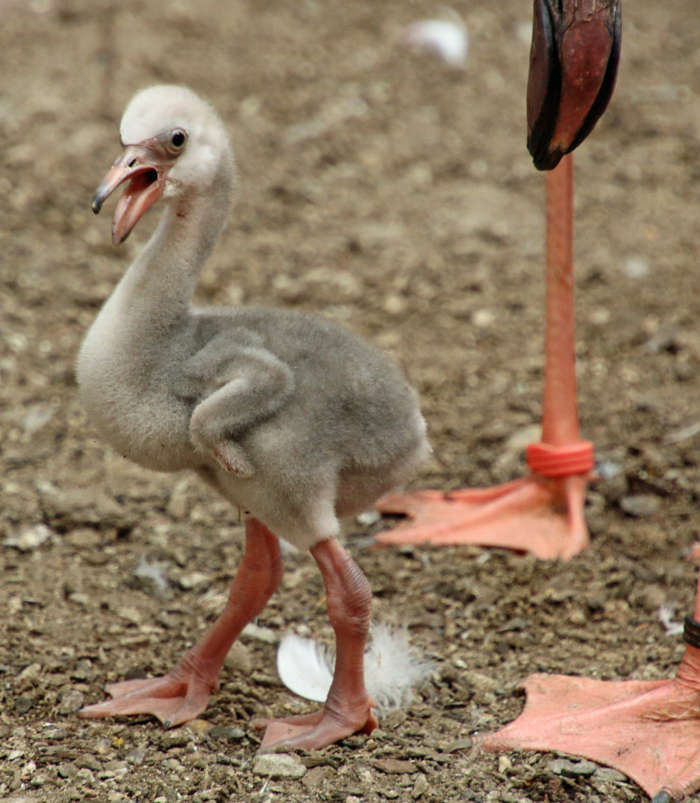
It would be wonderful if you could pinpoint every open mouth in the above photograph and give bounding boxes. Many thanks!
[92,166,159,215]
[130,168,159,192]
[93,145,172,244]
[111,166,165,244]
[116,167,159,206]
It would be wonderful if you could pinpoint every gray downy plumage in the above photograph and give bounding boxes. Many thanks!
[77,84,430,551]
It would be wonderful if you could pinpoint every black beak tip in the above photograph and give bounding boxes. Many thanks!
[91,196,103,215]
[529,142,564,172]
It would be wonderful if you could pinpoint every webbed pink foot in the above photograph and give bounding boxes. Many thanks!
[254,703,377,751]
[80,670,213,726]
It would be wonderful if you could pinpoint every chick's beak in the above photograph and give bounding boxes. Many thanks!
[92,144,171,245]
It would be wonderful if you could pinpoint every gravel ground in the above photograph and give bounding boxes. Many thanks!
[2,1,700,801]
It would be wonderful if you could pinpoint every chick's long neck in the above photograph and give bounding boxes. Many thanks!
[112,164,234,335]
[76,150,235,469]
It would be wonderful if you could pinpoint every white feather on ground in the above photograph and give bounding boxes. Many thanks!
[276,623,434,714]
[403,9,468,69]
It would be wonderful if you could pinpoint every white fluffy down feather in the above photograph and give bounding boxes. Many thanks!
[276,623,434,714]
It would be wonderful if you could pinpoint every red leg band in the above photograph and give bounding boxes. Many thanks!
[526,440,594,477]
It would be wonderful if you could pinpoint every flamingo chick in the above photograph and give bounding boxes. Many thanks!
[76,85,429,752]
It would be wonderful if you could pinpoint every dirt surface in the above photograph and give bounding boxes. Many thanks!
[2,1,700,801]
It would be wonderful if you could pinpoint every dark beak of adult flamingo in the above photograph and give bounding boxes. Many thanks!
[527,0,622,170]
[92,142,174,245]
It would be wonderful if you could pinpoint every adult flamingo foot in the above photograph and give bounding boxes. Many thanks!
[376,470,590,561]
[482,642,700,800]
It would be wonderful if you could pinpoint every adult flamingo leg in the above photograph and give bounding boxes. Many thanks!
[482,571,700,800]
[255,537,378,751]
[376,0,621,561]
[377,157,592,560]
[80,518,282,726]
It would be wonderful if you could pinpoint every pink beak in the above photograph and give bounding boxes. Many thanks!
[92,143,173,245]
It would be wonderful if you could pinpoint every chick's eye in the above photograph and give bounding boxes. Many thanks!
[170,129,186,149]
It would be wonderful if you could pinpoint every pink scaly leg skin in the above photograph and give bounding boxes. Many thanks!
[253,537,378,751]
[80,518,282,727]
[376,158,592,562]
[482,573,700,800]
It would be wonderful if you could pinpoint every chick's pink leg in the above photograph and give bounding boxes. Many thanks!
[255,537,377,751]
[80,518,282,727]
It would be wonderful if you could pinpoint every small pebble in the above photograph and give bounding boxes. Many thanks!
[589,306,611,326]
[208,725,245,742]
[75,767,96,784]
[623,256,650,279]
[68,592,91,607]
[125,747,148,765]
[58,762,78,779]
[65,528,103,549]
[472,308,495,328]
[184,718,213,737]
[17,662,42,685]
[498,755,512,774]
[72,659,97,682]
[549,757,598,776]
[43,725,69,740]
[569,607,586,625]
[383,294,406,315]
[160,729,191,749]
[412,773,429,799]
[593,767,627,783]
[223,641,252,673]
[444,737,473,753]
[241,622,278,643]
[77,755,101,771]
[29,773,48,787]
[253,752,307,779]
[620,494,661,517]
[372,758,417,774]
[58,690,85,715]
[4,524,52,551]
[463,670,502,694]
[177,571,210,590]
[14,695,36,714]
[102,759,129,778]
[116,606,143,625]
